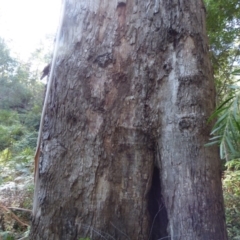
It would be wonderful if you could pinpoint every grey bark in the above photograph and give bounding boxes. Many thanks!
[31,0,228,239]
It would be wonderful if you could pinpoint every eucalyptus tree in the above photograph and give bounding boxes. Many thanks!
[30,0,227,239]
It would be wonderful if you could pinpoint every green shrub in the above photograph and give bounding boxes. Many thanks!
[223,164,240,239]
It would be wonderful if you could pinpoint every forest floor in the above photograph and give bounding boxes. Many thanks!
[0,170,33,240]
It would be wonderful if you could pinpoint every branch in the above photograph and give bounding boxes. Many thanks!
[7,207,32,213]
[0,203,30,227]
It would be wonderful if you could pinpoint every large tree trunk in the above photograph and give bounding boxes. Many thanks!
[31,0,228,239]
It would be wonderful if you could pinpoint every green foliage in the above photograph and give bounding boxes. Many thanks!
[0,78,31,111]
[0,36,47,239]
[0,110,19,125]
[223,167,240,239]
[0,109,35,164]
[0,231,14,240]
[0,36,44,181]
[226,159,240,171]
[206,69,240,160]
[20,110,41,132]
[205,0,240,101]
[0,126,13,152]
[0,39,17,76]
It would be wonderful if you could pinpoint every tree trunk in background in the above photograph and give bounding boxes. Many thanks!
[30,0,228,239]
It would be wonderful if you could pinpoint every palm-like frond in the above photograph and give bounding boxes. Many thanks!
[207,71,240,161]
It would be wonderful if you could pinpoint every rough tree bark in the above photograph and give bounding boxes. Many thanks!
[31,0,228,239]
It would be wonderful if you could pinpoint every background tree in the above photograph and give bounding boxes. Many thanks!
[30,0,227,239]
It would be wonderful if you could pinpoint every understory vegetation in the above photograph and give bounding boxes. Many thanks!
[205,0,240,238]
[0,38,46,239]
[0,0,240,239]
